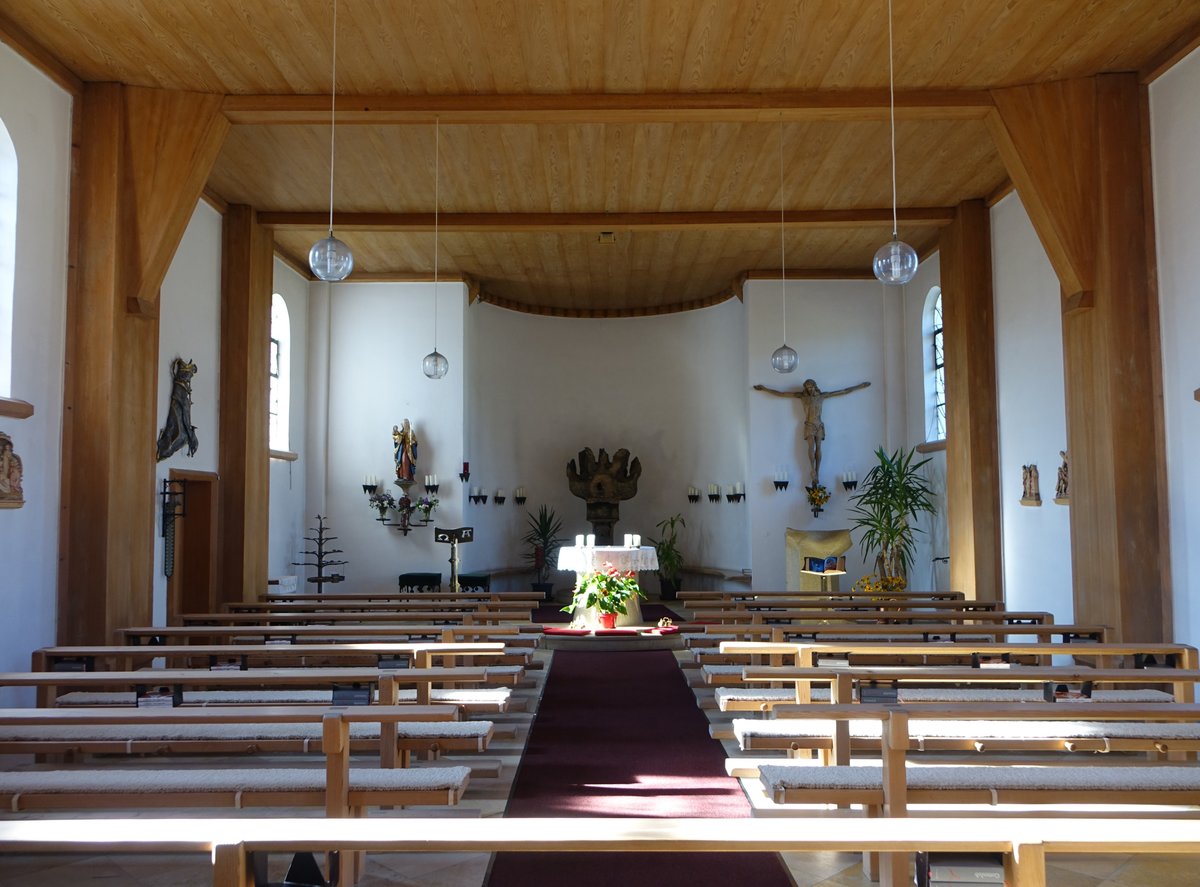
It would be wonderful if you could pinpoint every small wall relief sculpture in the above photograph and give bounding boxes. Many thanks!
[1054,450,1069,504]
[1020,463,1042,506]
[156,357,200,461]
[0,432,24,508]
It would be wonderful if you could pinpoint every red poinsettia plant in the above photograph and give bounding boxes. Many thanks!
[562,562,644,615]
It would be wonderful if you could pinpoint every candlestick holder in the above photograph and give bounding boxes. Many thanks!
[707,492,720,503]
[424,483,440,495]
[493,494,506,505]
[362,483,378,496]
[841,479,857,491]
[687,492,700,503]
[469,493,488,505]
[773,480,789,491]
[514,494,527,506]
[727,492,744,503]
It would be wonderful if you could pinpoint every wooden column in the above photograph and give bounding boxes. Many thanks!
[939,200,1002,602]
[58,83,228,644]
[218,206,273,605]
[990,74,1169,641]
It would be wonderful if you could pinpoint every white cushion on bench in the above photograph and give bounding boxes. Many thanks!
[713,687,1172,704]
[0,766,471,794]
[54,688,512,707]
[0,721,492,741]
[759,763,1200,794]
[734,719,1200,743]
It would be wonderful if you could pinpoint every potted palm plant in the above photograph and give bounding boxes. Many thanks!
[522,505,565,601]
[848,447,936,594]
[650,513,686,601]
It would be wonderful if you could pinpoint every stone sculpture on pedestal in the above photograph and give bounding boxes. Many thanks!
[566,447,641,545]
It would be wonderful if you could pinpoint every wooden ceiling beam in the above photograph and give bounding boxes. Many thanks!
[0,10,83,97]
[222,89,994,126]
[258,208,956,233]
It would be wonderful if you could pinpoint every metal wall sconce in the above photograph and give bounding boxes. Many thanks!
[726,482,745,503]
[840,472,858,492]
[469,487,488,505]
[160,478,187,578]
[707,484,721,503]
[493,489,507,505]
[513,486,527,506]
[773,468,790,491]
[459,461,470,484]
[687,485,700,504]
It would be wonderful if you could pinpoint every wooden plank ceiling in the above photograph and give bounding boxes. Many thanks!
[5,0,1198,315]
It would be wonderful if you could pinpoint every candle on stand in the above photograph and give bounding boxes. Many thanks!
[575,534,585,548]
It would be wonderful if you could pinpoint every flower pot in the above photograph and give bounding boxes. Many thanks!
[598,612,617,630]
[531,581,555,602]
[658,574,680,601]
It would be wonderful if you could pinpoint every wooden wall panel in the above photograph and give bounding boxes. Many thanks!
[218,206,272,605]
[992,74,1169,641]
[58,83,227,644]
[940,200,1002,602]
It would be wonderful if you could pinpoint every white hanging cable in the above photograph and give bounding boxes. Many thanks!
[327,0,338,238]
[423,118,448,378]
[887,0,898,238]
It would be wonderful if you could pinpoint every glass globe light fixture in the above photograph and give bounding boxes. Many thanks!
[422,349,449,379]
[309,234,354,281]
[771,343,798,374]
[873,236,918,286]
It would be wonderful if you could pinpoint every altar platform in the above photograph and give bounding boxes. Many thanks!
[541,624,683,651]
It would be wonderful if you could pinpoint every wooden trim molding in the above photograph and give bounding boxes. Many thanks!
[915,439,947,454]
[0,398,34,419]
[0,11,83,97]
[269,449,299,462]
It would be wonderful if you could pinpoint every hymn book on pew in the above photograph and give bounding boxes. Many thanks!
[916,852,1005,884]
[802,556,846,573]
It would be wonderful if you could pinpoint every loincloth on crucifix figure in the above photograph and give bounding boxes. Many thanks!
[754,378,870,485]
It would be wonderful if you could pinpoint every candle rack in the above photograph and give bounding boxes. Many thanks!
[514,495,527,506]
[469,493,488,505]
[773,480,790,491]
[493,494,506,505]
[687,492,700,503]
[708,492,720,503]
[726,492,744,503]
[424,483,440,495]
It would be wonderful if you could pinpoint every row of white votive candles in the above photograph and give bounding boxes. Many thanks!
[423,474,439,486]
[698,482,745,495]
[773,468,790,483]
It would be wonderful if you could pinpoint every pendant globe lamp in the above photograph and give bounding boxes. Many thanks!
[872,0,918,286]
[422,118,449,379]
[771,117,798,374]
[309,0,354,282]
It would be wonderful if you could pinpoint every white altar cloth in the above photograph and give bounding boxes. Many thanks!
[556,545,659,628]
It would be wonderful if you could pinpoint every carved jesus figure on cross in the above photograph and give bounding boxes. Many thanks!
[754,378,871,486]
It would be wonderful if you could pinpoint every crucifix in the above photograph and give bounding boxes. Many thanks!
[754,378,871,486]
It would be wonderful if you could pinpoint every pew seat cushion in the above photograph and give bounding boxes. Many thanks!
[734,719,1200,743]
[0,721,493,742]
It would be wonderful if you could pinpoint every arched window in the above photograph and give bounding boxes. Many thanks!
[924,286,946,442]
[268,293,291,452]
[0,118,16,398]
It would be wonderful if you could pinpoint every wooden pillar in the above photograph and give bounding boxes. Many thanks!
[58,84,228,644]
[940,199,1002,602]
[218,205,273,605]
[989,74,1169,641]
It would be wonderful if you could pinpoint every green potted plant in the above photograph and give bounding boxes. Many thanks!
[561,562,645,628]
[848,447,936,593]
[650,513,686,601]
[522,505,565,601]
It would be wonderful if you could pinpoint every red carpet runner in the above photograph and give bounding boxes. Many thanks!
[484,649,795,887]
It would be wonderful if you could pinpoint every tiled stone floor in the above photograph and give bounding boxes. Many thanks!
[1,634,1199,885]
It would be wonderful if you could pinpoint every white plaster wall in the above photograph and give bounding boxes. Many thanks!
[746,278,893,591]
[267,258,309,579]
[1151,46,1200,646]
[312,281,466,592]
[901,252,948,595]
[466,299,749,593]
[153,201,222,621]
[990,193,1073,621]
[0,45,72,705]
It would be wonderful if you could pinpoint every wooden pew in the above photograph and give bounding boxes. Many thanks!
[115,624,540,647]
[753,703,1200,886]
[181,608,532,627]
[685,623,1108,645]
[691,608,1055,626]
[3,815,1198,887]
[261,590,545,604]
[678,589,967,603]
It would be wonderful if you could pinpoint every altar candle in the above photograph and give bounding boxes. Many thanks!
[586,534,595,547]
[623,534,632,547]
[463,461,469,474]
[632,534,641,548]
[575,534,585,548]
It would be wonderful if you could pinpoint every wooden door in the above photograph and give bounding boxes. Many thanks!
[166,470,218,624]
